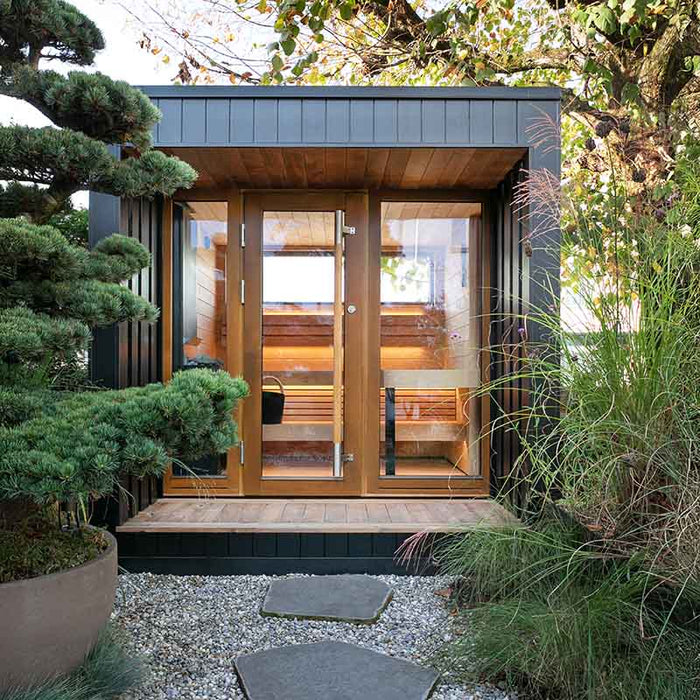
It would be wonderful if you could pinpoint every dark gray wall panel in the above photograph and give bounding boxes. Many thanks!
[469,100,494,143]
[158,99,182,144]
[254,98,278,142]
[350,100,374,143]
[144,88,558,147]
[421,100,446,143]
[182,99,206,143]
[230,98,254,142]
[89,191,121,389]
[279,98,302,142]
[89,191,162,390]
[302,99,326,143]
[493,101,517,144]
[373,99,397,143]
[445,100,470,143]
[206,98,230,144]
[397,100,421,143]
[326,99,350,142]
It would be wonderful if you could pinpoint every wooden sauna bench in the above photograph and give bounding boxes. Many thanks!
[262,303,470,443]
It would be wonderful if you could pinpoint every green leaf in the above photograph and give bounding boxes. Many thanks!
[281,38,296,55]
[271,53,283,71]
[621,82,640,104]
[426,12,448,36]
[592,5,617,33]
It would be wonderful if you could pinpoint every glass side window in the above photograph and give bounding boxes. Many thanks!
[379,201,482,479]
[173,201,228,477]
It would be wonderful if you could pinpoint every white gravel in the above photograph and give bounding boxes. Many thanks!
[113,573,517,700]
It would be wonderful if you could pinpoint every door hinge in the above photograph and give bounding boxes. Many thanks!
[240,278,245,304]
[342,453,354,463]
[335,210,356,244]
[239,440,245,465]
[240,222,246,248]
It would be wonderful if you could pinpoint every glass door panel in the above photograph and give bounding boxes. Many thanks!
[261,211,345,479]
[379,202,482,480]
[172,200,229,479]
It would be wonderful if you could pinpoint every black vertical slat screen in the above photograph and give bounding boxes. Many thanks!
[489,162,529,503]
[119,197,163,388]
[92,196,163,528]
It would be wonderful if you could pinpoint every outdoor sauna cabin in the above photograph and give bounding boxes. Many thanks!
[90,86,560,514]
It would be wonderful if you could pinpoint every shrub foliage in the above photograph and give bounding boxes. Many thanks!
[437,145,700,697]
[0,1,247,541]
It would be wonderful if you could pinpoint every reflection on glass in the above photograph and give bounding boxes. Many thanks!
[173,201,228,477]
[261,211,344,479]
[379,202,482,479]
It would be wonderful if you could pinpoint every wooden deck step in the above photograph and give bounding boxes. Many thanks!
[116,497,517,534]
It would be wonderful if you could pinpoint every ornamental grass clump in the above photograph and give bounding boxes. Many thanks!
[0,0,247,573]
[436,143,700,698]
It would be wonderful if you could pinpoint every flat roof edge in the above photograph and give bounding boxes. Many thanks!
[137,85,561,101]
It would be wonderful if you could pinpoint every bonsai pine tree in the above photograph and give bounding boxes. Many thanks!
[0,0,248,534]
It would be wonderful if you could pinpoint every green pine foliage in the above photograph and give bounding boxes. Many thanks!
[0,126,195,220]
[4,67,161,150]
[0,0,247,555]
[46,208,88,248]
[0,219,159,330]
[0,369,248,507]
[0,0,104,68]
[0,0,196,223]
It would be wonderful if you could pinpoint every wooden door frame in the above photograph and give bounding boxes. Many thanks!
[241,191,367,496]
[161,186,492,498]
[362,190,492,496]
[163,189,244,496]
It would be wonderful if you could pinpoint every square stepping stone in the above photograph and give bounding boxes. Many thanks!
[261,574,392,624]
[234,641,438,700]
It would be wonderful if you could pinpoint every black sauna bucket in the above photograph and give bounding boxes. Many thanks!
[262,375,285,424]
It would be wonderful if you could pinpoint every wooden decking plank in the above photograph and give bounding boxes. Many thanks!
[387,503,413,524]
[346,502,368,523]
[281,503,307,522]
[116,497,518,533]
[366,502,391,523]
[302,503,325,522]
[324,503,347,523]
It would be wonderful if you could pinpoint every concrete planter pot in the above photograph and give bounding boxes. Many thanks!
[0,529,117,691]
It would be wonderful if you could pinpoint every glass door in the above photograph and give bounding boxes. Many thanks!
[242,194,362,495]
[373,200,486,491]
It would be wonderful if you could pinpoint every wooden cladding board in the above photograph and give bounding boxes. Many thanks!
[147,92,558,148]
[164,146,526,191]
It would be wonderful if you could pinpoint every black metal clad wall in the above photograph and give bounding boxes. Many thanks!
[119,197,163,388]
[89,193,163,389]
[89,193,164,528]
[489,163,528,499]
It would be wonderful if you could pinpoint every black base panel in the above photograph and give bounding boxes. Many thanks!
[116,532,440,576]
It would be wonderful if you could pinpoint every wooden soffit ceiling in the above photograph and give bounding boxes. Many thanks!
[163,146,525,191]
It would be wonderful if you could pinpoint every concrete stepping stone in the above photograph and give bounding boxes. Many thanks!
[234,641,438,700]
[261,574,392,624]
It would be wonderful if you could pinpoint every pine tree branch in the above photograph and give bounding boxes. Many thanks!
[0,66,161,150]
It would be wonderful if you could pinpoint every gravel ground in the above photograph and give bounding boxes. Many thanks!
[113,573,517,700]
